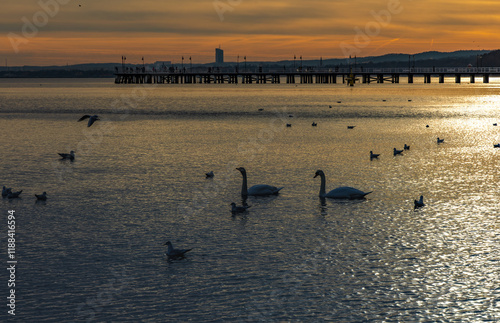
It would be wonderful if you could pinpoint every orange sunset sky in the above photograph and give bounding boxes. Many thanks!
[1,0,499,66]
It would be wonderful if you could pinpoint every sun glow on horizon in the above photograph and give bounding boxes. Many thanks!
[1,0,500,66]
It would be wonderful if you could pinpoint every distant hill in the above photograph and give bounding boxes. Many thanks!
[0,50,495,77]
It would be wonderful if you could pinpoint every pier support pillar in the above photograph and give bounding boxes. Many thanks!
[484,74,490,83]
[439,75,444,83]
[470,75,475,83]
[455,74,461,84]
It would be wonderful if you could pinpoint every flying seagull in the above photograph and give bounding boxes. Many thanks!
[78,115,100,127]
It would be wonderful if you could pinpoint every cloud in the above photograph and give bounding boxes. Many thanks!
[2,0,499,65]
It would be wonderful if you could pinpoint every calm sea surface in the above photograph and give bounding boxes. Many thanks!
[0,78,499,322]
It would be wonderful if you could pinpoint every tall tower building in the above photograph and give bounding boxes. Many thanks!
[215,47,224,64]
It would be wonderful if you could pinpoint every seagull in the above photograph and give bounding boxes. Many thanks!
[35,192,48,201]
[7,190,22,199]
[78,115,100,127]
[205,171,214,178]
[286,123,292,127]
[58,150,75,161]
[493,123,497,126]
[347,126,355,129]
[393,148,403,156]
[414,195,425,209]
[370,151,380,159]
[404,144,410,150]
[258,108,264,111]
[426,125,430,128]
[164,241,192,258]
[2,186,12,197]
[312,122,317,127]
[329,105,332,109]
[437,137,445,144]
[494,143,500,148]
[337,101,342,104]
[231,202,251,214]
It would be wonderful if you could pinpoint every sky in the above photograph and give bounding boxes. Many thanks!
[1,0,499,66]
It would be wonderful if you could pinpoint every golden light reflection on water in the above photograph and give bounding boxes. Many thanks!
[1,80,499,321]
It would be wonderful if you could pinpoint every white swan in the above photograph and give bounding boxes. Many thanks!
[236,167,283,197]
[414,195,425,209]
[314,170,371,199]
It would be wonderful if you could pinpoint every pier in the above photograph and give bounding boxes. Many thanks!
[114,67,500,85]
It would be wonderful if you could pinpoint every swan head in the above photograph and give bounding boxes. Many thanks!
[314,170,324,178]
[230,202,236,206]
[236,167,246,175]
[164,241,172,246]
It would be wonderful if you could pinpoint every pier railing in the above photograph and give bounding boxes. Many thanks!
[114,67,500,85]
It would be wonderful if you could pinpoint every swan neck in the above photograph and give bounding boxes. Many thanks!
[241,172,248,196]
[319,173,326,197]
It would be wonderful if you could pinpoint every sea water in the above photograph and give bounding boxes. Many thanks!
[0,78,499,321]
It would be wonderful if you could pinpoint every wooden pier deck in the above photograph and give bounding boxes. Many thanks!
[114,67,500,85]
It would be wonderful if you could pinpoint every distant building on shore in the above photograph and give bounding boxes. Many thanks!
[154,61,172,71]
[215,47,224,64]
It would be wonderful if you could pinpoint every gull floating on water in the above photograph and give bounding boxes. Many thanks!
[35,192,47,201]
[231,202,251,214]
[8,190,22,199]
[404,144,410,150]
[312,122,317,127]
[2,186,12,197]
[314,170,372,199]
[393,148,404,156]
[58,150,75,161]
[347,126,355,129]
[494,143,500,148]
[414,195,425,209]
[78,115,100,127]
[205,171,214,178]
[437,137,445,144]
[164,241,192,258]
[370,151,380,159]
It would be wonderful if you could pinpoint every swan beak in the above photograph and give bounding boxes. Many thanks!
[313,174,319,178]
